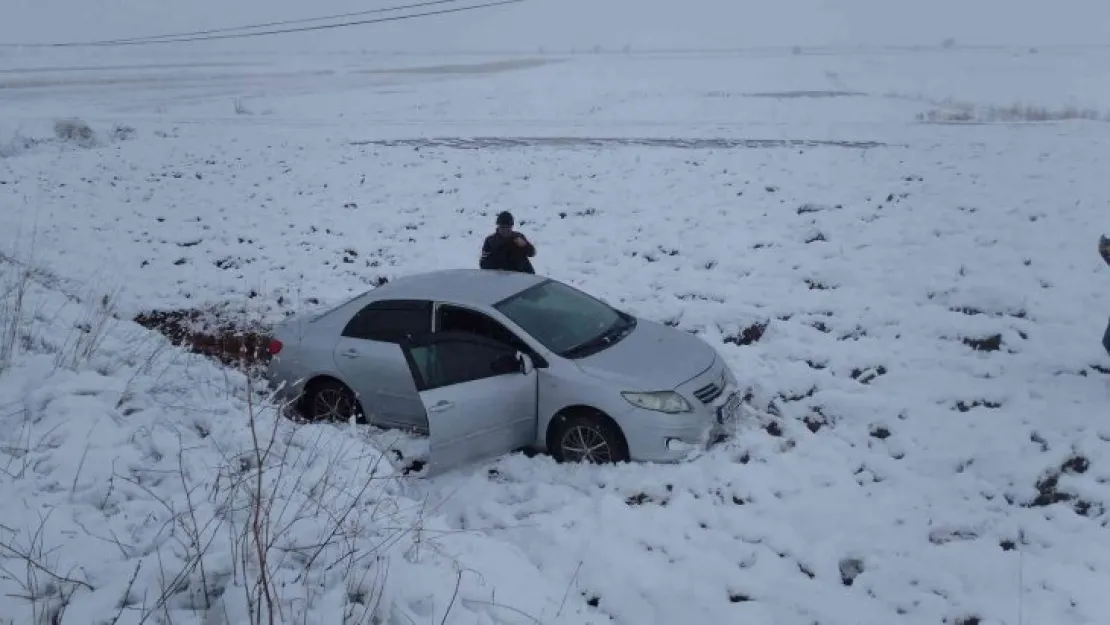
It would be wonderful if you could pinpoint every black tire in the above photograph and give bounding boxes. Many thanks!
[300,379,364,423]
[550,411,630,464]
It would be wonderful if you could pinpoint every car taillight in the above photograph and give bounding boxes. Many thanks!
[267,339,283,355]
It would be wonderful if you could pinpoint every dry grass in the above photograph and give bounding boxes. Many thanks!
[0,261,31,372]
[0,256,458,625]
[0,387,412,624]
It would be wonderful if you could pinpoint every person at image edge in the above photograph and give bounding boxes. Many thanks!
[1101,235,1110,357]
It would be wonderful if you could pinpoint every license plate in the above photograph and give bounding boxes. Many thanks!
[717,392,742,424]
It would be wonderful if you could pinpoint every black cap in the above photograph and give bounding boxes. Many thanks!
[496,211,514,227]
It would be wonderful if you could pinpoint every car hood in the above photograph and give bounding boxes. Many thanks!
[573,318,717,390]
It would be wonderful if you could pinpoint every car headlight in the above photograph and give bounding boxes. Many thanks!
[723,365,738,388]
[621,391,693,414]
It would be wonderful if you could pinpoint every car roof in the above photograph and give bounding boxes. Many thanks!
[367,269,546,308]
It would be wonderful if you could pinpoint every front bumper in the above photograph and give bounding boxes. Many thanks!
[619,385,742,463]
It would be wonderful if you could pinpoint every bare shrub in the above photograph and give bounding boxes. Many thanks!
[917,98,1109,123]
[111,124,137,141]
[53,118,98,147]
[917,100,976,123]
[980,103,1106,122]
[142,381,411,624]
[0,510,92,625]
[55,289,121,371]
[0,373,419,624]
[0,129,43,159]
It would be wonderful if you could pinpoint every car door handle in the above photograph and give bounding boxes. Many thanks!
[339,348,359,359]
[428,400,454,413]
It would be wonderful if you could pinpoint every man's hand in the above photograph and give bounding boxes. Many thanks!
[514,235,529,248]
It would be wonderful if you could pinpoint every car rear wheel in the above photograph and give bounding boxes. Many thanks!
[551,411,630,464]
[301,379,363,423]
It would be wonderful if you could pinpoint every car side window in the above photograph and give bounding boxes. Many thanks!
[342,299,432,342]
[436,304,524,350]
[408,336,519,391]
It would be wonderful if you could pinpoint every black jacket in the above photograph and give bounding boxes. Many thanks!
[480,232,536,273]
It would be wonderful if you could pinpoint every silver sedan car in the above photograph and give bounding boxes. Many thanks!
[264,269,742,472]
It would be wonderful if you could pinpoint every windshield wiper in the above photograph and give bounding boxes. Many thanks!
[561,314,636,358]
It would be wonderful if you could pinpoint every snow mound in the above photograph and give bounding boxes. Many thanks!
[0,259,597,625]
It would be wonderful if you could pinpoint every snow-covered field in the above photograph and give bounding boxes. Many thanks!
[3,2,1110,623]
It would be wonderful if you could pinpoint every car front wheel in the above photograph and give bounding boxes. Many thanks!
[552,411,630,464]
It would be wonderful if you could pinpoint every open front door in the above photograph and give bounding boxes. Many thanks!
[400,332,538,474]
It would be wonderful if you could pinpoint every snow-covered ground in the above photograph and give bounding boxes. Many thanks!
[3,3,1110,623]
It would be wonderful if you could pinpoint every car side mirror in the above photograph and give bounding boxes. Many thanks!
[516,351,534,375]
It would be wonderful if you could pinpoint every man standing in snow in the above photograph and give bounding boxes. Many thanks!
[1101,235,1110,357]
[479,211,536,274]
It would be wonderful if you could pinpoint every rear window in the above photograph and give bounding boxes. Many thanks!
[342,300,432,342]
[309,289,371,322]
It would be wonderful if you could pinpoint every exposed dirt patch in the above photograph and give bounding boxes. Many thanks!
[1062,455,1090,474]
[950,305,1027,320]
[351,137,888,150]
[1027,454,1100,517]
[779,386,817,403]
[838,557,865,586]
[803,415,826,433]
[723,321,768,346]
[796,203,840,214]
[837,326,868,341]
[851,365,888,384]
[355,58,560,76]
[800,406,830,433]
[869,425,892,440]
[625,492,658,506]
[927,527,978,545]
[954,399,1002,413]
[134,307,274,372]
[743,90,868,99]
[796,562,816,579]
[962,333,1003,352]
[808,320,831,334]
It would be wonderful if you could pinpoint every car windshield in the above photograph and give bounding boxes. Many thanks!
[494,279,625,357]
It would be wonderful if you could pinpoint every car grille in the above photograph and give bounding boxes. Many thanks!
[693,380,724,404]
